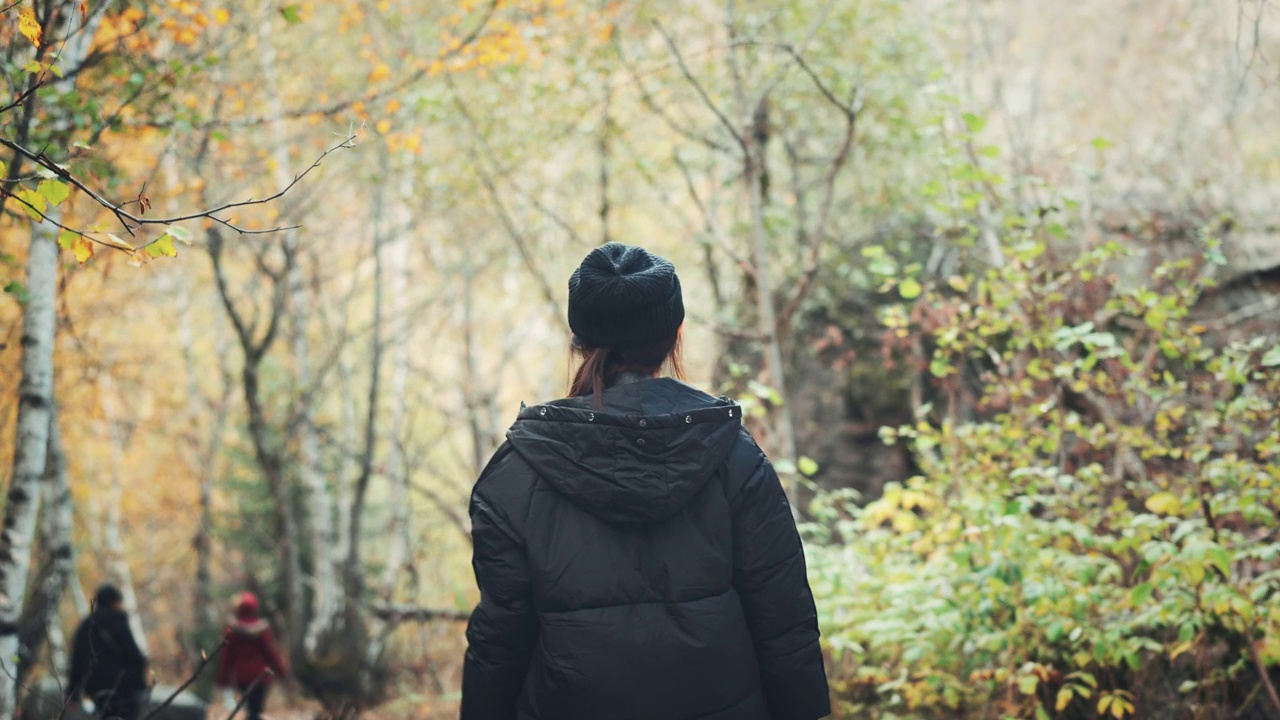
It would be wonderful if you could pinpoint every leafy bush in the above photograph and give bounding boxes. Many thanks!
[806,226,1280,718]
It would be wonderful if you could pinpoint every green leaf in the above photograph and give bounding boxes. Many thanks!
[1145,492,1182,516]
[798,456,819,477]
[868,256,897,276]
[1091,137,1114,151]
[57,230,78,251]
[145,235,177,258]
[1261,344,1280,368]
[280,4,302,23]
[1129,582,1155,606]
[979,145,1000,158]
[3,281,27,303]
[773,458,797,476]
[37,179,70,208]
[1017,675,1038,695]
[962,112,986,133]
[899,278,923,300]
[165,225,193,245]
[1206,546,1231,578]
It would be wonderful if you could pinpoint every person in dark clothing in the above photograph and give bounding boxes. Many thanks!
[67,585,150,720]
[462,243,830,720]
[216,592,288,720]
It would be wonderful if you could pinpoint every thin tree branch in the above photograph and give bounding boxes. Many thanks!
[139,641,227,720]
[653,20,749,158]
[0,133,357,237]
[370,604,470,624]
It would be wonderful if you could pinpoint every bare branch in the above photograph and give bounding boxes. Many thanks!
[0,132,357,237]
[370,604,470,625]
[672,152,756,282]
[447,77,569,332]
[653,20,749,158]
[139,641,227,720]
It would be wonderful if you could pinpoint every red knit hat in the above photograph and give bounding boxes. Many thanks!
[234,591,259,620]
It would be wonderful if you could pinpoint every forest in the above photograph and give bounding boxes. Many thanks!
[1,0,1279,718]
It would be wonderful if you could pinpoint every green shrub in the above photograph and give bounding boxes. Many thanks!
[807,232,1280,718]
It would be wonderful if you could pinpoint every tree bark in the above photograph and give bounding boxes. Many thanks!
[724,4,801,508]
[345,152,388,607]
[378,172,414,604]
[0,218,59,718]
[0,2,109,704]
[15,404,75,686]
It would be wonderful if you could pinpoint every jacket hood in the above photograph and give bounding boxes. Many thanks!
[229,618,269,635]
[506,378,742,527]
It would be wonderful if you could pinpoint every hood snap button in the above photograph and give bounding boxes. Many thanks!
[588,413,595,421]
[636,438,646,446]
[539,408,547,416]
[685,415,692,423]
[638,419,647,428]
[728,409,734,418]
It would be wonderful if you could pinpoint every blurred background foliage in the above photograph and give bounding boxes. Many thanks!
[1,0,1278,717]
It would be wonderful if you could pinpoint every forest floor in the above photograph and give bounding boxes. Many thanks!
[202,697,462,720]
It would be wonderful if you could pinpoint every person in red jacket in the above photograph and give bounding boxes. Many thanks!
[215,592,288,720]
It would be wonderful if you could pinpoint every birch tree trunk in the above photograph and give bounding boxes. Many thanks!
[362,173,415,671]
[256,14,340,655]
[378,173,414,603]
[40,405,73,680]
[14,403,75,686]
[0,219,59,717]
[346,166,387,603]
[0,9,122,709]
[98,375,150,656]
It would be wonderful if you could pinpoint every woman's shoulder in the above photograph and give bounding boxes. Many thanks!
[472,441,539,509]
[718,428,774,497]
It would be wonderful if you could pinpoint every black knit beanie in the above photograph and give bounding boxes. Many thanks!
[568,243,684,350]
[94,584,123,609]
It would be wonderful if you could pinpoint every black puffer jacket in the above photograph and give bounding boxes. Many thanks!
[462,378,829,720]
[68,608,149,701]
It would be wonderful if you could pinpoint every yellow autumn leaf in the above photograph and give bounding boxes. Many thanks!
[213,8,230,24]
[19,8,42,47]
[1056,688,1073,711]
[368,63,390,83]
[386,98,401,114]
[145,235,177,258]
[71,236,94,263]
[375,119,392,134]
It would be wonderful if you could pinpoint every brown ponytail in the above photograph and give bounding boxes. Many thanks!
[568,329,685,407]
